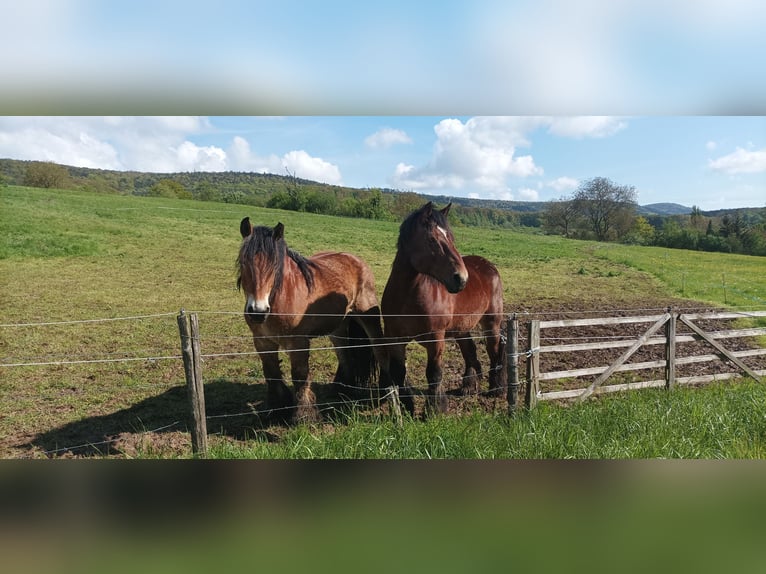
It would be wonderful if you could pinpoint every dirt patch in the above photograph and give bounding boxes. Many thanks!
[8,295,764,459]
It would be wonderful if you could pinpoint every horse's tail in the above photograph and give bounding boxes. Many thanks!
[337,317,378,390]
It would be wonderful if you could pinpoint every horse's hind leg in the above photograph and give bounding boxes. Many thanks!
[455,333,482,395]
[330,323,353,394]
[352,308,392,389]
[387,342,415,417]
[484,322,507,396]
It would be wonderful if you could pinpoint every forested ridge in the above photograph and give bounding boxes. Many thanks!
[2,158,764,255]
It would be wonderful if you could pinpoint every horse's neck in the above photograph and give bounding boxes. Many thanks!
[391,250,418,279]
[391,250,440,290]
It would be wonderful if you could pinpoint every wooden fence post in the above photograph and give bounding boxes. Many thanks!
[525,320,540,410]
[177,309,208,457]
[507,314,520,414]
[665,307,676,389]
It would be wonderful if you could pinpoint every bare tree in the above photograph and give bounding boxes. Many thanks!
[572,177,637,241]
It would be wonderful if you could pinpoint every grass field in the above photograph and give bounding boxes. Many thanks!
[1,185,765,458]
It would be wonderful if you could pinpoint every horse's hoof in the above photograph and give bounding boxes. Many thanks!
[293,405,322,425]
[425,395,449,417]
[460,383,479,396]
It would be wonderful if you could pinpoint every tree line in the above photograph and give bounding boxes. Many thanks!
[2,159,763,255]
[0,159,534,229]
[543,177,766,256]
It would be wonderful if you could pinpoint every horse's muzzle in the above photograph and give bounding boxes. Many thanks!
[446,272,468,294]
[245,302,270,324]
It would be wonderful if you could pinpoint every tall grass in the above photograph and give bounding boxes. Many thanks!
[208,381,766,459]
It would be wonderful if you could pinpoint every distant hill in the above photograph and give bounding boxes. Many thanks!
[638,203,692,216]
[0,158,757,221]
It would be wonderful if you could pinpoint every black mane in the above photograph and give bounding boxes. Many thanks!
[237,226,316,292]
[397,202,452,251]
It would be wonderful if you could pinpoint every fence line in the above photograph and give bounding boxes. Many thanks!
[0,312,178,328]
[5,305,765,457]
[2,304,763,330]
[0,354,182,368]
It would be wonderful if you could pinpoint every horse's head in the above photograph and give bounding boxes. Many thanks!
[237,218,286,324]
[398,202,468,293]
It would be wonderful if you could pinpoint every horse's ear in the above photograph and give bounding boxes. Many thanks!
[440,202,452,217]
[273,222,284,241]
[423,201,434,215]
[240,217,253,238]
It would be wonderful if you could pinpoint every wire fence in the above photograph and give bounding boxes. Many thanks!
[2,304,765,457]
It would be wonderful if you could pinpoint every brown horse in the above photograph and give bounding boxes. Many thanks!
[237,218,388,423]
[381,202,506,416]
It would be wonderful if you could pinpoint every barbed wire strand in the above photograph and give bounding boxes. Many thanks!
[0,312,178,328]
[2,304,764,330]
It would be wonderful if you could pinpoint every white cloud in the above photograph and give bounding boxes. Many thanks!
[282,150,342,185]
[174,141,227,172]
[709,147,766,174]
[364,128,412,148]
[228,137,342,185]
[0,124,121,169]
[0,118,342,183]
[391,117,543,194]
[389,116,625,197]
[548,176,579,192]
[0,116,221,172]
[706,140,717,151]
[517,187,540,201]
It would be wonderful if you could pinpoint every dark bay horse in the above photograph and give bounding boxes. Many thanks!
[237,217,388,423]
[381,202,506,416]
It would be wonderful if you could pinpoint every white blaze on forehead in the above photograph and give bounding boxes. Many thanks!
[437,226,449,240]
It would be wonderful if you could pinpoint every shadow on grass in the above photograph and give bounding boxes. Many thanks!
[25,379,388,458]
[25,379,277,458]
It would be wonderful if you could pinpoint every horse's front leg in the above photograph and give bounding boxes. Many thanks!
[254,337,294,423]
[423,334,448,416]
[287,339,320,424]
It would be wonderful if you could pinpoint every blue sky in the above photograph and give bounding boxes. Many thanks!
[0,1,764,209]
[0,116,763,209]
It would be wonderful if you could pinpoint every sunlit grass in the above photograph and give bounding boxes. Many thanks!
[2,185,765,458]
[208,381,766,459]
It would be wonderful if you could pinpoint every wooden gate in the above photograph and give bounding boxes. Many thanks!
[523,310,766,409]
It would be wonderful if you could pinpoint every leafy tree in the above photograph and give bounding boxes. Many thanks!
[149,179,191,199]
[390,191,426,219]
[689,205,707,232]
[622,216,655,245]
[23,161,69,189]
[571,177,637,241]
[196,182,220,202]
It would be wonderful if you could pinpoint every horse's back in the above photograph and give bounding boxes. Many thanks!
[309,251,379,310]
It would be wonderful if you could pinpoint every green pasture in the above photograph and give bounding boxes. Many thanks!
[1,186,764,458]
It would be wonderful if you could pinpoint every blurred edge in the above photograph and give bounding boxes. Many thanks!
[2,460,766,573]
